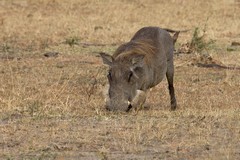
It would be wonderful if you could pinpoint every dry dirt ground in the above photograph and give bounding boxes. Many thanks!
[0,0,240,159]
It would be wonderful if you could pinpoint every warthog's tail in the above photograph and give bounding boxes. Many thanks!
[163,28,190,33]
[172,31,180,45]
[163,28,190,45]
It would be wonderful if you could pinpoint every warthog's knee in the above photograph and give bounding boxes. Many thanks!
[131,90,146,109]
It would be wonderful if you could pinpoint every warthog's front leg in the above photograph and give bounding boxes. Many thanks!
[130,90,146,109]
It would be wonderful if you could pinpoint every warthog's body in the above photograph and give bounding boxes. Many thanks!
[100,26,177,111]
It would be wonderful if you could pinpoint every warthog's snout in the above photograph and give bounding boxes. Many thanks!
[105,101,130,112]
[103,84,146,111]
[103,84,130,111]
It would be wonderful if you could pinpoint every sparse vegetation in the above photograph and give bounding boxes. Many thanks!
[64,36,81,47]
[0,0,240,159]
[190,26,215,54]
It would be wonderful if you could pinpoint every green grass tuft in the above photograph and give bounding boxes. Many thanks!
[190,27,215,54]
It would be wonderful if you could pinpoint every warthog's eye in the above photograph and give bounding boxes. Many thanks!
[128,71,133,82]
[107,71,112,81]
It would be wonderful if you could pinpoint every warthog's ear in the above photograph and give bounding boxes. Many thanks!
[100,52,113,66]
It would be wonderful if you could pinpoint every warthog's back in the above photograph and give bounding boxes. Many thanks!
[112,27,174,90]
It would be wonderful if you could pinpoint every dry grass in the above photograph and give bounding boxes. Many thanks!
[0,0,240,159]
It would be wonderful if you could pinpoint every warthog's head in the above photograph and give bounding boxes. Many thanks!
[100,52,145,111]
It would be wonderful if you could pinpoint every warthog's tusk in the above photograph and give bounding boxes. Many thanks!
[103,84,110,104]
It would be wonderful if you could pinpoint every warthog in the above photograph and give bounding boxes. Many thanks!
[100,26,179,111]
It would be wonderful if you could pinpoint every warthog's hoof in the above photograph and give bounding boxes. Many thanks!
[170,102,177,111]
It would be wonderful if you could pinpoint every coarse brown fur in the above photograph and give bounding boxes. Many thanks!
[113,39,157,66]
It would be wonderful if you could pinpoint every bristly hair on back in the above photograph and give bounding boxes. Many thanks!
[113,39,157,64]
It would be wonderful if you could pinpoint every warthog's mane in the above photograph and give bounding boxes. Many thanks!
[113,39,157,65]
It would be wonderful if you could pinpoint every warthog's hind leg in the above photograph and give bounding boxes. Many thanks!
[166,60,177,110]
